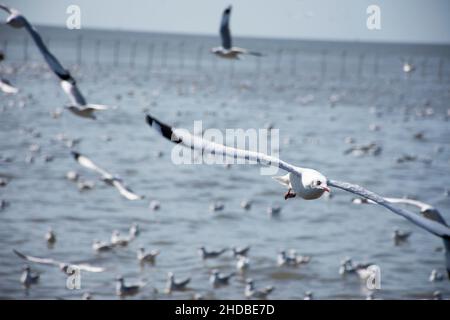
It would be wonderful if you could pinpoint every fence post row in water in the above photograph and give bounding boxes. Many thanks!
[0,35,449,84]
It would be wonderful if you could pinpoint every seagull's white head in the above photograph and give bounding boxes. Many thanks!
[296,168,330,199]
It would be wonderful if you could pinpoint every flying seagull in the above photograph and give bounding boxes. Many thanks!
[210,5,262,59]
[71,151,144,201]
[13,249,105,273]
[0,4,110,118]
[356,197,450,278]
[145,113,450,240]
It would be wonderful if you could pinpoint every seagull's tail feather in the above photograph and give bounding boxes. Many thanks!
[272,174,290,187]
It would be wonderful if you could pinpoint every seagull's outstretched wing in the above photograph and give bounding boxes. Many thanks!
[71,151,113,179]
[329,180,450,238]
[0,4,71,79]
[13,249,105,272]
[22,21,71,79]
[232,47,263,57]
[84,104,109,111]
[0,78,19,94]
[72,263,105,273]
[13,249,62,267]
[112,179,144,201]
[145,113,300,176]
[220,6,232,50]
[0,3,13,14]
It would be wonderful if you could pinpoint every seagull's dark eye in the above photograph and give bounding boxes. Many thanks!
[317,181,322,186]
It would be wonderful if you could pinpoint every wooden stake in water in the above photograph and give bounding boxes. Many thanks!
[130,41,137,68]
[147,43,154,71]
[340,50,347,81]
[113,39,120,67]
[196,44,203,71]
[76,35,82,66]
[320,50,327,83]
[95,39,100,66]
[23,37,28,62]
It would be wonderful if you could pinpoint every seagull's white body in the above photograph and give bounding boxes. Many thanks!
[111,230,130,247]
[273,170,328,200]
[166,272,190,293]
[245,279,274,299]
[236,255,250,273]
[20,266,39,287]
[137,247,159,264]
[92,240,114,252]
[116,277,145,297]
[210,269,234,287]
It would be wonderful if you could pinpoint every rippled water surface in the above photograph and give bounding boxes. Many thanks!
[0,27,450,299]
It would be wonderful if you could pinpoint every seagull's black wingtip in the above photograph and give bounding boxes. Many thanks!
[225,5,232,13]
[145,114,154,127]
[70,150,80,160]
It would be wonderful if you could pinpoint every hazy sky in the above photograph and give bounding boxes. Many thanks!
[4,0,450,43]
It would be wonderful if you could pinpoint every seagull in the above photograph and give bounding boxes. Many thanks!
[338,257,375,279]
[240,199,252,210]
[92,240,114,253]
[232,246,250,257]
[145,113,450,255]
[209,269,235,287]
[209,202,225,212]
[402,61,415,74]
[111,230,131,247]
[236,255,250,273]
[66,171,79,182]
[71,151,144,201]
[13,249,105,273]
[137,247,159,264]
[267,205,282,218]
[356,197,450,278]
[198,246,227,260]
[303,291,314,300]
[149,200,161,211]
[277,250,310,267]
[129,223,140,238]
[45,228,56,245]
[244,279,274,299]
[429,269,444,282]
[0,4,110,118]
[392,228,412,245]
[166,272,190,293]
[0,78,18,94]
[210,6,262,59]
[20,265,40,288]
[116,276,146,297]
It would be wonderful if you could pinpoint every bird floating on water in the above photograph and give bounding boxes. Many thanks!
[166,272,191,293]
[245,279,274,299]
[198,246,227,260]
[20,265,40,288]
[209,269,235,287]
